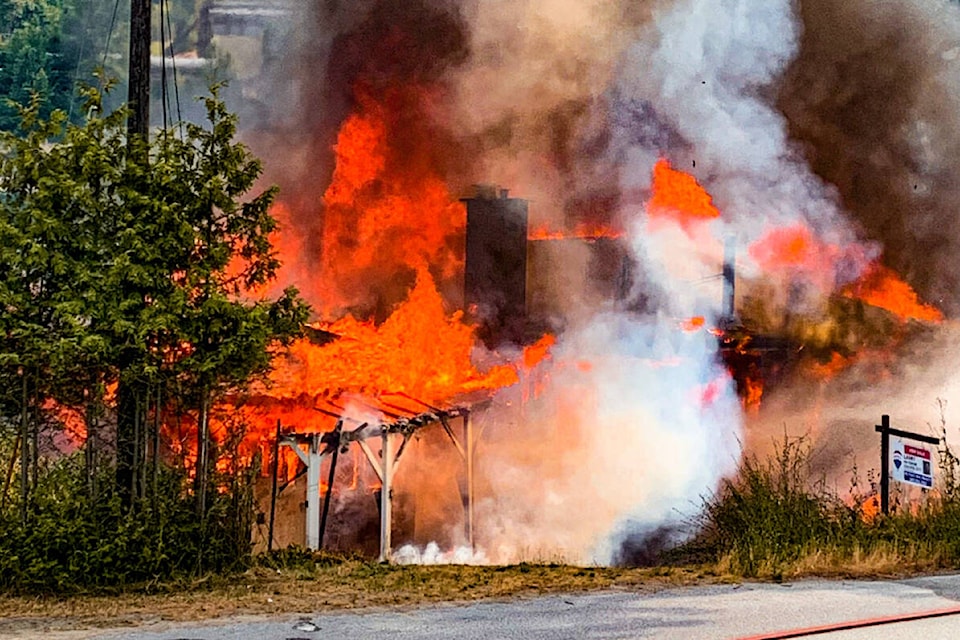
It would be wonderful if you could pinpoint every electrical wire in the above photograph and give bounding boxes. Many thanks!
[163,0,183,135]
[159,0,169,131]
[66,1,94,122]
[99,0,122,87]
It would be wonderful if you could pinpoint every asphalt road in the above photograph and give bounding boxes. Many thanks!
[18,574,960,640]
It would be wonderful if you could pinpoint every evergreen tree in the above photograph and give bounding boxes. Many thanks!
[0,83,309,508]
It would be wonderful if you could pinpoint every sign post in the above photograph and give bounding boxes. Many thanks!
[875,414,939,515]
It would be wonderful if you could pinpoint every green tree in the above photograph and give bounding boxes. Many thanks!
[0,83,309,510]
[0,0,73,130]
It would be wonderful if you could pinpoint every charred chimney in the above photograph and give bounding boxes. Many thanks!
[462,186,528,346]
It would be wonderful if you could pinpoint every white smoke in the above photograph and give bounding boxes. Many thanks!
[459,0,825,564]
[477,312,741,564]
[394,542,488,565]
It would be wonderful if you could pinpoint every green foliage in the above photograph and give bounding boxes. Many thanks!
[678,433,960,578]
[0,451,255,593]
[0,0,71,130]
[0,83,309,591]
[256,547,365,575]
[0,79,308,420]
[679,437,848,575]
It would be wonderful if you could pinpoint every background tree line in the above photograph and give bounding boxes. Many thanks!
[0,0,207,131]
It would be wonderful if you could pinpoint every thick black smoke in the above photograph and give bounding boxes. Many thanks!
[780,0,960,316]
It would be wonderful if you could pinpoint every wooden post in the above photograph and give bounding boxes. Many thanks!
[1,435,20,512]
[878,415,890,515]
[464,412,475,549]
[20,371,28,525]
[305,434,321,550]
[196,390,210,516]
[152,385,161,504]
[319,424,342,549]
[379,430,395,562]
[267,420,280,552]
[127,0,151,138]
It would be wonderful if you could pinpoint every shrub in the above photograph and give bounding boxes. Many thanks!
[0,452,255,594]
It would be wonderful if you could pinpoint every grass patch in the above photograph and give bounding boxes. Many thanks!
[673,434,960,581]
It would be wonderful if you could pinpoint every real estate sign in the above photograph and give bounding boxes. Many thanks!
[891,437,933,489]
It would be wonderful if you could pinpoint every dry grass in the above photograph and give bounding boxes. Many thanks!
[712,542,958,582]
[0,553,954,636]
[0,561,722,635]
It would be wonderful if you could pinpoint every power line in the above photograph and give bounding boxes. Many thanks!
[163,0,183,135]
[159,0,169,131]
[67,1,95,122]
[100,0,122,87]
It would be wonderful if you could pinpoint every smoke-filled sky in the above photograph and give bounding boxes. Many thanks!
[246,0,960,563]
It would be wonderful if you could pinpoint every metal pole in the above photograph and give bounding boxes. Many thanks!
[127,0,151,139]
[379,430,394,562]
[267,419,280,552]
[306,434,321,550]
[878,414,890,515]
[464,412,475,549]
[722,235,736,322]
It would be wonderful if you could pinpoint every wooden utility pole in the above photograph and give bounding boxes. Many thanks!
[127,0,151,138]
[117,0,150,508]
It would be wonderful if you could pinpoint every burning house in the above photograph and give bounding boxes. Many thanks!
[160,0,960,564]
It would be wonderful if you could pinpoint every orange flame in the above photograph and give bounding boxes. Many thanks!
[680,316,706,332]
[742,377,763,413]
[807,352,851,381]
[41,398,87,447]
[844,263,942,323]
[647,158,720,231]
[528,223,623,241]
[319,89,464,315]
[269,269,518,406]
[522,334,557,369]
[748,225,841,278]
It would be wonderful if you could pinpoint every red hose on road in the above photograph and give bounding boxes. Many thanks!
[734,604,960,639]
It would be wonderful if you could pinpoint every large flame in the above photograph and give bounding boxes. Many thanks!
[270,269,517,405]
[843,263,943,323]
[318,88,465,316]
[749,225,942,324]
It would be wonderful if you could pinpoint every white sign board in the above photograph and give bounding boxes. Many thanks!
[891,437,933,489]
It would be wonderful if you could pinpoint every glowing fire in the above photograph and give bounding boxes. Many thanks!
[750,225,941,323]
[528,223,623,241]
[806,352,851,381]
[747,225,846,293]
[843,263,943,323]
[269,269,518,405]
[680,316,706,332]
[319,88,464,315]
[41,398,87,447]
[647,158,720,231]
